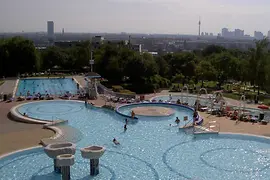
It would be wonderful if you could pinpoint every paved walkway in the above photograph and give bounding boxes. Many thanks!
[0,79,17,94]
[0,101,53,156]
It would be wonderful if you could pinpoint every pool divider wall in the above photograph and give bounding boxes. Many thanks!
[116,102,196,120]
[12,78,20,98]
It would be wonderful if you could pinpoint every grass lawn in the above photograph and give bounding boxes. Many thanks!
[0,80,4,86]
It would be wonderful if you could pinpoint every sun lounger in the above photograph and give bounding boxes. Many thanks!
[6,98,14,103]
[17,96,25,101]
[261,120,268,125]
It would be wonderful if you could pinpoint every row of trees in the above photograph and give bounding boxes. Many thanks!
[1,36,270,93]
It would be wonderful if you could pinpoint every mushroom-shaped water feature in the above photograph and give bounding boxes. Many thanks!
[80,145,106,176]
[44,142,76,173]
[56,154,75,180]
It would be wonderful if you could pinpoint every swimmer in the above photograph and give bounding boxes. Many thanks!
[124,124,127,131]
[175,117,180,124]
[169,123,177,127]
[113,138,120,145]
[23,113,28,117]
[125,118,128,124]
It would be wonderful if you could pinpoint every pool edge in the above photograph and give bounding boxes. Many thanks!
[116,102,195,119]
[0,146,42,159]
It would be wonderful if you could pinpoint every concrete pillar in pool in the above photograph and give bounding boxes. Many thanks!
[80,145,106,176]
[44,142,76,173]
[56,154,75,180]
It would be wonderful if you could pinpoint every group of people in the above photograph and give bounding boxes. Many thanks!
[169,110,201,127]
[113,118,129,145]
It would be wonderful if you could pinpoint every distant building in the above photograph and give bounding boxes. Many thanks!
[92,36,105,48]
[47,21,54,42]
[54,41,80,48]
[234,29,244,37]
[222,28,229,37]
[131,44,142,53]
[210,33,213,36]
[201,32,204,36]
[268,30,270,39]
[147,52,158,56]
[254,31,264,40]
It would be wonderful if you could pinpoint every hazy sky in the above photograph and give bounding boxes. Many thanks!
[1,0,270,35]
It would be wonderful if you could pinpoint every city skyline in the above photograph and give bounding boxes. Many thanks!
[1,0,270,35]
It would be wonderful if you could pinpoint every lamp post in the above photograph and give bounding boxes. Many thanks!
[89,51,94,72]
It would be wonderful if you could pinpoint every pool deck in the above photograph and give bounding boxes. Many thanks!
[0,101,54,155]
[0,84,269,156]
[0,79,17,95]
[132,106,175,116]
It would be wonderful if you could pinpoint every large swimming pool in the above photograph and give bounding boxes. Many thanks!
[16,78,78,96]
[1,100,270,180]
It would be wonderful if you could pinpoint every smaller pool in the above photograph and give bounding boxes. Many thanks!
[17,100,86,121]
[16,78,78,96]
[117,103,194,125]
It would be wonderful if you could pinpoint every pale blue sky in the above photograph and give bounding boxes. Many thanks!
[0,0,270,35]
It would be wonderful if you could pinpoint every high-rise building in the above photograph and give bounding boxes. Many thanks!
[222,28,229,37]
[268,30,270,39]
[234,29,244,37]
[254,31,264,40]
[47,21,54,41]
[198,17,201,36]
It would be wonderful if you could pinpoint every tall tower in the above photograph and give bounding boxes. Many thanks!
[198,17,201,36]
[47,21,55,42]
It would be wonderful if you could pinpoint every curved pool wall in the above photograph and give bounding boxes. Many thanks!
[1,133,270,180]
[116,102,203,125]
[116,103,193,122]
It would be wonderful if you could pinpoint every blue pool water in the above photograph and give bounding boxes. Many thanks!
[1,100,270,180]
[16,78,78,96]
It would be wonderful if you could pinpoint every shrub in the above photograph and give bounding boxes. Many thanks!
[112,85,124,92]
[119,89,136,95]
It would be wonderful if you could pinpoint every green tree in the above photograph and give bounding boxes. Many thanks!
[195,60,217,87]
[249,38,269,95]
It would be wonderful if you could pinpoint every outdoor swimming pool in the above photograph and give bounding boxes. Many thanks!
[16,78,78,96]
[1,100,270,180]
[117,103,194,124]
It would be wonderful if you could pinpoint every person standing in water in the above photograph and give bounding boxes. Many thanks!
[131,111,135,119]
[124,124,127,132]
